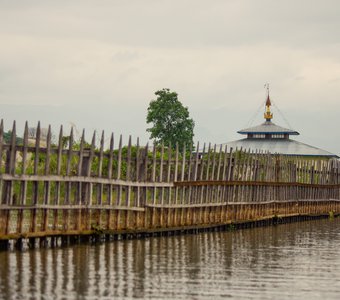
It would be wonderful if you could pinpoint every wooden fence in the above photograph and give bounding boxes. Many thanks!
[0,120,340,240]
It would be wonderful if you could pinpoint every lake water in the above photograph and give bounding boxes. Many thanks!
[1,218,340,299]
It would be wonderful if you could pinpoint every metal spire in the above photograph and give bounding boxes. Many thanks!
[264,83,273,121]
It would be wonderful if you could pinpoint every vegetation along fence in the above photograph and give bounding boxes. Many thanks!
[0,120,340,242]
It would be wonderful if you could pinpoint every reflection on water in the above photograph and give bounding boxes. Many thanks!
[1,219,340,299]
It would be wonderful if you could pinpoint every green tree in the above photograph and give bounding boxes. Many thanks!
[3,131,23,145]
[146,88,195,150]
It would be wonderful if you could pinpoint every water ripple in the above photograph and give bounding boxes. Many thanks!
[1,219,340,299]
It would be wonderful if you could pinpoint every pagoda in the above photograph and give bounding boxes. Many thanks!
[223,92,338,158]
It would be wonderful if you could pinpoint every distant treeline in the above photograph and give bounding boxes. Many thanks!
[3,130,23,145]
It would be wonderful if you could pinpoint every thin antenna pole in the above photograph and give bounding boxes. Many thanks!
[264,83,269,96]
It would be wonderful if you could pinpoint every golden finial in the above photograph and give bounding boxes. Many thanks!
[264,83,273,121]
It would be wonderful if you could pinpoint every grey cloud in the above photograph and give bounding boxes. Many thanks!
[1,1,340,48]
[0,0,339,156]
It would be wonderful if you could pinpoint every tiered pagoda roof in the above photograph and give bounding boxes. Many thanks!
[222,92,338,158]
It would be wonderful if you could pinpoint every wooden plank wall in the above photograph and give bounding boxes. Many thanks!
[0,120,339,239]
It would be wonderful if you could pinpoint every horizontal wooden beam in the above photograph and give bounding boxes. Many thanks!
[0,204,145,211]
[174,180,340,189]
[1,174,338,189]
[0,174,174,187]
[146,198,340,208]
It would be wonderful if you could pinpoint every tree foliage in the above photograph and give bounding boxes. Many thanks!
[146,89,195,150]
[3,131,23,145]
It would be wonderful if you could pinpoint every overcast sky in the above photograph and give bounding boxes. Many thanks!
[1,0,340,154]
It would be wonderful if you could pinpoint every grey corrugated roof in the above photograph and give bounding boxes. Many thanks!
[238,121,299,135]
[220,138,339,158]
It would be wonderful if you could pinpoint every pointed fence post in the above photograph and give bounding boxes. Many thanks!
[63,127,74,231]
[31,122,41,233]
[42,125,52,232]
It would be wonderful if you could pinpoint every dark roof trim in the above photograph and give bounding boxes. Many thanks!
[237,129,300,135]
[238,131,299,135]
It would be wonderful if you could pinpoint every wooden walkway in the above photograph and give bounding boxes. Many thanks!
[0,120,340,242]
